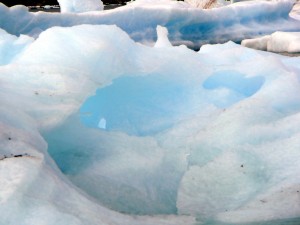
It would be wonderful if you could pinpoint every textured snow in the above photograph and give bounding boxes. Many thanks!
[1,1,300,225]
[242,31,300,53]
[58,0,104,13]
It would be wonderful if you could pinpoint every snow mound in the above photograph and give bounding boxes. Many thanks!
[242,31,300,53]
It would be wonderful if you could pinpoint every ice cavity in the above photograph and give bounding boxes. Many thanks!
[80,75,195,136]
[58,0,104,13]
[242,31,300,53]
[34,25,296,220]
[0,24,196,225]
[203,70,265,107]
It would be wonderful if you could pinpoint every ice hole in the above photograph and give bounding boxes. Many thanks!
[44,74,202,215]
[79,75,195,136]
[203,71,264,97]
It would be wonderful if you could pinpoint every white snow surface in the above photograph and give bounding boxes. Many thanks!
[0,0,299,48]
[58,0,104,13]
[242,31,300,53]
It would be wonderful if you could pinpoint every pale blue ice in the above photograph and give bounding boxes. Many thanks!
[0,1,300,225]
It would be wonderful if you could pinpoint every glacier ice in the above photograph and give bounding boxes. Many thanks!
[241,34,271,51]
[1,0,300,224]
[1,22,300,224]
[154,25,173,47]
[0,28,33,65]
[57,0,104,13]
[242,31,300,53]
[0,24,197,225]
[0,0,299,48]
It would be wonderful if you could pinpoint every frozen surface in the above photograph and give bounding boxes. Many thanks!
[1,23,300,224]
[58,0,104,13]
[0,0,299,48]
[242,31,300,53]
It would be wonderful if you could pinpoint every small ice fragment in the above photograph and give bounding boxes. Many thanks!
[98,118,106,129]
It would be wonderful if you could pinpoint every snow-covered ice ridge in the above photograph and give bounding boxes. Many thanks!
[0,0,299,48]
[1,22,300,224]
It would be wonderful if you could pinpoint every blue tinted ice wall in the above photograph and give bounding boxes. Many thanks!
[0,1,299,48]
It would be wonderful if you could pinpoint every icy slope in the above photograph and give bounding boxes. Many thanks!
[0,0,299,48]
[1,24,300,224]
